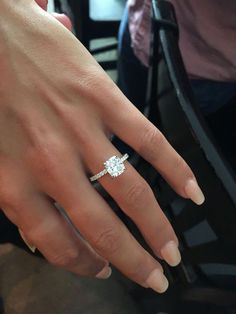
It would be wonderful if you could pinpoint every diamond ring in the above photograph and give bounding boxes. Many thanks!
[90,153,129,182]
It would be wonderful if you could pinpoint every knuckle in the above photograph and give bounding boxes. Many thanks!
[48,249,80,268]
[28,140,64,178]
[173,154,190,176]
[75,68,100,91]
[125,181,152,209]
[72,120,95,147]
[174,154,185,171]
[71,66,104,102]
[0,186,23,210]
[92,228,122,256]
[38,153,57,176]
[139,126,165,161]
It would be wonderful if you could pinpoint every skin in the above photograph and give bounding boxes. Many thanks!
[0,0,204,292]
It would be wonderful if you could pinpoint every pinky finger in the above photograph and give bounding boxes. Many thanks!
[18,228,37,253]
[2,193,110,279]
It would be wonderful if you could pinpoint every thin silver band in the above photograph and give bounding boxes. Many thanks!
[90,153,129,182]
[119,153,129,163]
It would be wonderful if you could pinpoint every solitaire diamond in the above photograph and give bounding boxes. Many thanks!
[89,153,129,182]
[104,156,125,177]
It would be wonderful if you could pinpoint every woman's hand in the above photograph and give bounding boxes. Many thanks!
[0,0,204,292]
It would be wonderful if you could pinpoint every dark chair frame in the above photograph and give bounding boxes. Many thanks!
[64,0,126,70]
[136,0,236,311]
[150,0,236,201]
[67,0,121,48]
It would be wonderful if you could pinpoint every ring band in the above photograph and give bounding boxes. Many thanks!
[90,153,129,182]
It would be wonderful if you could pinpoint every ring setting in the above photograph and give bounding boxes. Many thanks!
[90,153,129,182]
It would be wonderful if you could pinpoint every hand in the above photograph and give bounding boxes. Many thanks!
[0,0,204,293]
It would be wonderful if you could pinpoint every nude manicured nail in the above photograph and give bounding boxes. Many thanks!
[185,179,205,205]
[18,229,36,253]
[161,241,181,267]
[96,266,112,279]
[145,269,169,294]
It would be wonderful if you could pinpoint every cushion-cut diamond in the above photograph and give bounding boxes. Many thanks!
[104,156,125,177]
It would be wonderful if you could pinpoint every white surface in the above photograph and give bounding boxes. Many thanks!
[47,0,55,13]
[90,0,126,21]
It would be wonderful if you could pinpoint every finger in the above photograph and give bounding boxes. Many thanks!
[0,188,109,278]
[18,228,37,253]
[34,0,48,10]
[30,144,169,293]
[34,0,72,31]
[81,132,181,267]
[51,13,72,31]
[102,93,205,205]
[54,181,168,293]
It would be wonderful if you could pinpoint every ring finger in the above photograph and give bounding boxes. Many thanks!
[1,190,108,278]
[81,131,181,267]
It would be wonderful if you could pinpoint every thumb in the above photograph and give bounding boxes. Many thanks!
[35,0,48,11]
[34,0,72,31]
[51,13,73,31]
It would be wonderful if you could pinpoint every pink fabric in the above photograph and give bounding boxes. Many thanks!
[128,0,236,81]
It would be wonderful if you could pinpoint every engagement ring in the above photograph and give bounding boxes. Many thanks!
[90,154,129,182]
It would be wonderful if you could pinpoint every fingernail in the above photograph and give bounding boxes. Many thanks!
[96,266,112,279]
[185,179,205,205]
[161,241,181,267]
[18,229,37,253]
[145,269,169,294]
